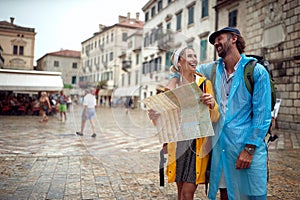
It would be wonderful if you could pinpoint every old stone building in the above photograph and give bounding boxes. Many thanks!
[36,49,81,95]
[214,0,299,130]
[141,0,216,106]
[0,17,36,70]
[80,13,143,105]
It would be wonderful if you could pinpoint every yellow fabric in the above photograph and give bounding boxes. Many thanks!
[166,75,219,184]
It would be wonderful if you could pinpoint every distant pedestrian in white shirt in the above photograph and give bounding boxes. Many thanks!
[76,88,97,137]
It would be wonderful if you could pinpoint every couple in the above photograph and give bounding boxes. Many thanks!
[149,27,272,200]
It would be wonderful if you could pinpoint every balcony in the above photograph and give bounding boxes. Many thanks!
[122,60,132,72]
[157,32,174,51]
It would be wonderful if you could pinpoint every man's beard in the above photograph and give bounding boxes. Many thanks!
[217,41,230,58]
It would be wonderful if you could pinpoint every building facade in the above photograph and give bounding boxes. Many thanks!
[140,0,216,108]
[36,49,81,95]
[114,29,143,108]
[0,17,36,70]
[214,0,300,130]
[80,13,143,105]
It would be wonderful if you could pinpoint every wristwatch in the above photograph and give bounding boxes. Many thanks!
[244,146,255,155]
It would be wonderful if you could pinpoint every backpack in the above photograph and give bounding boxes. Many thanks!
[244,55,276,111]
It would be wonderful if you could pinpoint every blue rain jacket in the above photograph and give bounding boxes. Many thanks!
[169,54,272,199]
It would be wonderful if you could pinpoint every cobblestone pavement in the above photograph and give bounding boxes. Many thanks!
[0,105,299,199]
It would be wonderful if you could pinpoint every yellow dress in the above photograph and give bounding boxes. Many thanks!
[166,75,219,184]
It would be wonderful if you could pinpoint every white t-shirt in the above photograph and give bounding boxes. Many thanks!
[83,93,96,108]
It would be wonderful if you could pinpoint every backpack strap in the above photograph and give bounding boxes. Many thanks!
[243,60,257,95]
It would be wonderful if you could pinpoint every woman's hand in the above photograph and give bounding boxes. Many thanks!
[200,93,215,109]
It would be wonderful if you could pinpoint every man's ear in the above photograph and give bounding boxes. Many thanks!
[231,34,238,44]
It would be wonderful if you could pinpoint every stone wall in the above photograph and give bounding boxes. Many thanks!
[245,0,300,130]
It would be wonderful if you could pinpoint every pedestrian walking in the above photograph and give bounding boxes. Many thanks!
[148,47,219,200]
[169,27,272,200]
[57,91,68,121]
[76,88,97,137]
[39,91,51,123]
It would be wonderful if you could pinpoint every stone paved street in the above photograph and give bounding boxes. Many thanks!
[0,105,299,199]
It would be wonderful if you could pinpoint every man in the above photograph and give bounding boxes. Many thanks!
[76,88,97,137]
[57,90,68,121]
[169,27,272,200]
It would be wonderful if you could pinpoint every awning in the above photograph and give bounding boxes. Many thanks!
[98,89,113,96]
[113,86,140,97]
[0,69,63,91]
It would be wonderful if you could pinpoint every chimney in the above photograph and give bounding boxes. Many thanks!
[10,17,15,24]
[99,24,106,32]
[127,12,130,20]
[136,12,140,21]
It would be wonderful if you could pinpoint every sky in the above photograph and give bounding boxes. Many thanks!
[0,0,147,65]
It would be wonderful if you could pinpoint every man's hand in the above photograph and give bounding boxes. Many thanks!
[236,150,254,169]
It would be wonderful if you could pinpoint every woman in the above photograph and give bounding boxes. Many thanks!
[149,47,219,200]
[39,91,51,123]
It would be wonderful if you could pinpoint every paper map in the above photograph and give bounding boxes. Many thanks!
[142,82,214,143]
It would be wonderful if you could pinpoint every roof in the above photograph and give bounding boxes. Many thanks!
[37,49,80,62]
[0,20,35,33]
[82,18,144,44]
[47,49,80,57]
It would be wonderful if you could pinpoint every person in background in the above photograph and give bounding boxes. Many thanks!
[76,88,97,137]
[168,27,272,200]
[57,90,68,121]
[39,91,51,123]
[149,47,219,200]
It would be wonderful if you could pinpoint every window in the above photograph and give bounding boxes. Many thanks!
[188,5,194,25]
[145,12,149,22]
[106,35,109,43]
[200,39,207,61]
[54,61,59,67]
[202,0,208,18]
[109,52,114,61]
[136,54,139,65]
[19,46,24,55]
[167,22,171,30]
[122,33,127,41]
[151,6,156,17]
[128,72,131,85]
[158,0,163,12]
[155,57,162,71]
[72,76,77,84]
[168,0,172,4]
[111,33,114,42]
[135,70,139,85]
[122,74,125,86]
[229,10,238,27]
[13,45,24,55]
[72,62,78,69]
[144,33,149,47]
[165,51,172,70]
[176,12,182,31]
[13,45,18,55]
